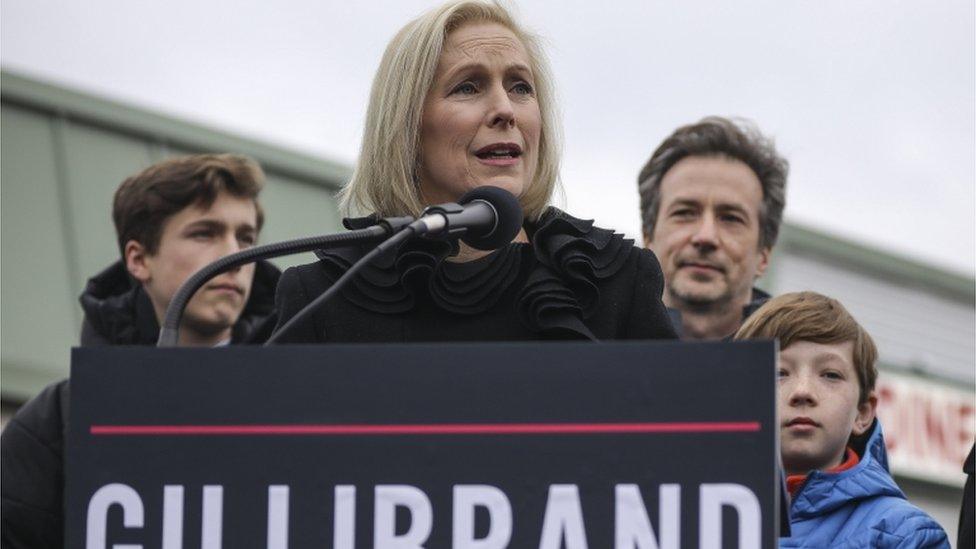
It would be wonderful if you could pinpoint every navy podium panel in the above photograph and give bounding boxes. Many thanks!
[67,341,777,548]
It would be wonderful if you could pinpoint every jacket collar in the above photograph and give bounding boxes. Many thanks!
[667,286,771,339]
[79,259,280,345]
[789,419,905,518]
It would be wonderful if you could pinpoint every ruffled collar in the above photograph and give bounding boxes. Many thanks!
[315,207,634,340]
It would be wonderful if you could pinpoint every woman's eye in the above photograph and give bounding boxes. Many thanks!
[451,82,478,95]
[512,81,534,95]
[822,371,843,380]
[776,369,789,379]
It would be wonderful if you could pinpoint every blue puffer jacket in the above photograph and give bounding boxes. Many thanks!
[781,420,949,548]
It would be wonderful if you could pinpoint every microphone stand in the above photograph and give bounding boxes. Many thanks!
[156,216,414,347]
[264,223,420,344]
[265,209,462,344]
[265,192,512,344]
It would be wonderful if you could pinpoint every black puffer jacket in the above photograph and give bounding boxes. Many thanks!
[78,259,280,345]
[960,444,975,549]
[0,381,69,549]
[1,259,280,549]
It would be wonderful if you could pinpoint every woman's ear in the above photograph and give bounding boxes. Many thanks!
[852,390,878,436]
[124,240,152,283]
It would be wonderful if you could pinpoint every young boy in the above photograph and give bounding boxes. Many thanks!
[735,291,949,547]
[1,154,280,549]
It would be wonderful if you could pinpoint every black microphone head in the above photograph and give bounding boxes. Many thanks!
[457,186,524,250]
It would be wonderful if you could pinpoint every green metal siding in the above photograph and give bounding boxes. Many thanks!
[1,106,79,398]
[259,173,343,267]
[59,120,158,302]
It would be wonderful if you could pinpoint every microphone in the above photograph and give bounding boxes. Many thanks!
[414,186,523,250]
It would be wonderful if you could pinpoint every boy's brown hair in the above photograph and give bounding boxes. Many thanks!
[112,154,266,256]
[735,291,878,404]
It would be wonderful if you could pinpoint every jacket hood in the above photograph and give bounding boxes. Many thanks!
[790,419,905,519]
[79,259,280,345]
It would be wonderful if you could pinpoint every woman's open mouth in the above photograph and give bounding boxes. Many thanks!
[475,143,522,166]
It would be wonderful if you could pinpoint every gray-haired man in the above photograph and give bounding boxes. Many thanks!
[638,116,788,340]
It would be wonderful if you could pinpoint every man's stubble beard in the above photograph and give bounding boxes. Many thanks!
[668,282,736,315]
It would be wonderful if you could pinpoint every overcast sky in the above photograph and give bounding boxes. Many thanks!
[3,0,974,275]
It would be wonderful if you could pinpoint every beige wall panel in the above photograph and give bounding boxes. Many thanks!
[153,146,197,161]
[1,106,79,397]
[59,121,155,295]
[259,173,343,270]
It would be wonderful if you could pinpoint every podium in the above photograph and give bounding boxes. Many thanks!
[67,341,778,548]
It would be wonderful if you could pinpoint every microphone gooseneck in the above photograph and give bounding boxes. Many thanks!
[156,216,414,347]
[264,225,420,345]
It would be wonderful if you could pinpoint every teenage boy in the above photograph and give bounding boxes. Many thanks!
[1,154,280,549]
[82,153,279,346]
[735,291,949,547]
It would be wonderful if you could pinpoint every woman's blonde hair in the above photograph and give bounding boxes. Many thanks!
[339,0,560,222]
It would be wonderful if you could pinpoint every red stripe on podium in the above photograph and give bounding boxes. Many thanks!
[90,421,760,436]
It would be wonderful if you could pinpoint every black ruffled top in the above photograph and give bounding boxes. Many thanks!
[273,208,676,343]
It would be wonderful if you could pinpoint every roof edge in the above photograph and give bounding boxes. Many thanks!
[778,221,975,301]
[1,68,352,188]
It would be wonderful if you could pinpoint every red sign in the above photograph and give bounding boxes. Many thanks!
[876,370,974,486]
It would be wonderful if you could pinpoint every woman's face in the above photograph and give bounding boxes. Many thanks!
[418,22,542,206]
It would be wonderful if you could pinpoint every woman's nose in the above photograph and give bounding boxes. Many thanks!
[486,86,516,128]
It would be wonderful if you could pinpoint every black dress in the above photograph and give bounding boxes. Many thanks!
[273,208,676,343]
